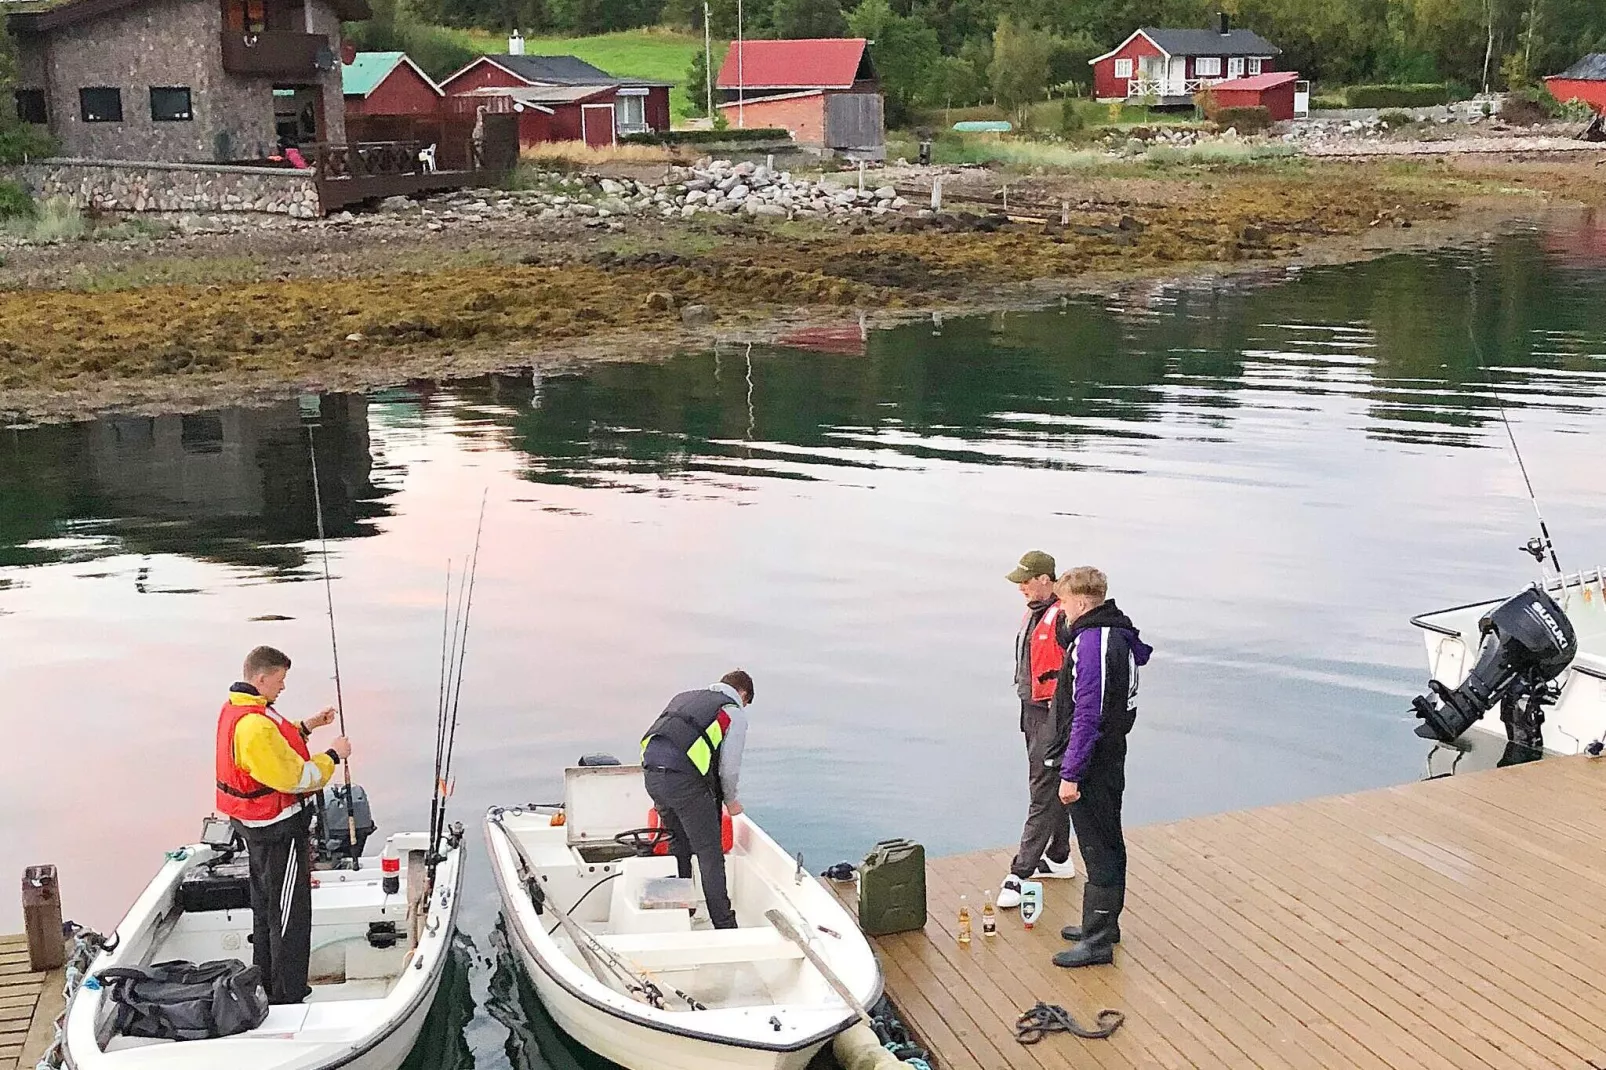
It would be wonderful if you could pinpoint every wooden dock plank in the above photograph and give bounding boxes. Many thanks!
[837,756,1606,1070]
[0,934,64,1070]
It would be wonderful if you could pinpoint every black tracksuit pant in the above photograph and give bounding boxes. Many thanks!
[235,807,314,1004]
[644,767,737,929]
[1068,715,1130,890]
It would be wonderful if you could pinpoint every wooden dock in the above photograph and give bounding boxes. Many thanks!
[829,755,1606,1070]
[2,934,63,1070]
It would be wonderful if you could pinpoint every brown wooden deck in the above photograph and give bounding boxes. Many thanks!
[828,756,1606,1070]
[1,932,59,1070]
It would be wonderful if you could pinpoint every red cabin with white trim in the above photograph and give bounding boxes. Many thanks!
[1089,15,1282,105]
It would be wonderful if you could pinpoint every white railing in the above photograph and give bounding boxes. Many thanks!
[1127,77,1224,100]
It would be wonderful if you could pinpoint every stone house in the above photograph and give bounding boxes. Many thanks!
[6,0,369,163]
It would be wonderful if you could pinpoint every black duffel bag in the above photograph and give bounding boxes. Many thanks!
[97,959,270,1042]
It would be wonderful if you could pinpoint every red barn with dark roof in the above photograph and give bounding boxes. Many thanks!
[1545,54,1606,114]
[440,53,670,148]
[714,38,883,158]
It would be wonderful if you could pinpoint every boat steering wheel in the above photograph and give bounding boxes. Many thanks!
[613,827,675,856]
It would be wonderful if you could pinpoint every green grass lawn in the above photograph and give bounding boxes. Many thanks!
[448,27,723,122]
[918,99,1198,131]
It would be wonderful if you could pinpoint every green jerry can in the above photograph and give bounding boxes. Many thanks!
[858,838,927,936]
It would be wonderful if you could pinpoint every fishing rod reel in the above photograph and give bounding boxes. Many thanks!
[1411,586,1577,745]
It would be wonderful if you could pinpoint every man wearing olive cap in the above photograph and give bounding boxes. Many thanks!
[997,550,1076,910]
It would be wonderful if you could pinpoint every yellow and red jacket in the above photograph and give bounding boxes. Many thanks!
[1024,602,1067,704]
[215,685,336,826]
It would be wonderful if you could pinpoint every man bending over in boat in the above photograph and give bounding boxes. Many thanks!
[215,645,352,1003]
[640,671,754,930]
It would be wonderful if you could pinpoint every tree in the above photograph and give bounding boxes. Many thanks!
[923,54,984,110]
[989,15,1053,127]
[771,0,846,38]
[685,45,728,117]
[848,0,941,123]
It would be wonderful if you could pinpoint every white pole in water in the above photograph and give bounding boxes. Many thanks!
[703,1,713,120]
[736,0,745,129]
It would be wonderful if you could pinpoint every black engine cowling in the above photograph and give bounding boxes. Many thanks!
[1412,586,1577,744]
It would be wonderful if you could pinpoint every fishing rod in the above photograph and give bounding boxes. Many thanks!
[427,491,488,888]
[305,423,360,869]
[1466,265,1563,576]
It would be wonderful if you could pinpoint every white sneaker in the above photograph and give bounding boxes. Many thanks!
[997,874,1023,909]
[1035,855,1076,879]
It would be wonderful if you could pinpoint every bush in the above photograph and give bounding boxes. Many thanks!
[1378,110,1417,127]
[1501,86,1561,126]
[620,127,792,146]
[1059,97,1085,136]
[0,122,57,165]
[0,179,33,220]
[1345,83,1454,109]
[1214,106,1273,133]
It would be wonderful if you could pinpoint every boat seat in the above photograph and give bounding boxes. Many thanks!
[609,856,693,935]
[596,928,804,969]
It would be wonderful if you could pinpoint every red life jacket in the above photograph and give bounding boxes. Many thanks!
[215,690,310,824]
[1023,602,1066,704]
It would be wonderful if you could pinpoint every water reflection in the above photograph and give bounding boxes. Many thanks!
[0,395,391,572]
[400,933,478,1070]
[1,223,1604,1070]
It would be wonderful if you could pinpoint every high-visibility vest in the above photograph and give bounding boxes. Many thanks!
[641,689,735,778]
[1023,602,1067,704]
[215,690,310,824]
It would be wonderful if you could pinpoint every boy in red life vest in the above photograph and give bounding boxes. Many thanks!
[215,645,352,1004]
[997,550,1077,911]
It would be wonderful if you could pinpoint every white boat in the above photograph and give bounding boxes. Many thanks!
[485,764,883,1070]
[62,825,465,1070]
[1411,566,1606,755]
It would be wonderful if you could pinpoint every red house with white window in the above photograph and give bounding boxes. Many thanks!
[440,50,671,149]
[1090,14,1282,105]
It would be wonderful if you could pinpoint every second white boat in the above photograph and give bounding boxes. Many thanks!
[485,763,882,1070]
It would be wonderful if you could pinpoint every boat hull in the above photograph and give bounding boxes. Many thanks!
[62,833,465,1070]
[506,931,825,1070]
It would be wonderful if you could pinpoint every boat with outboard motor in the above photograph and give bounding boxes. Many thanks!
[59,799,466,1070]
[1410,565,1606,757]
[485,762,882,1070]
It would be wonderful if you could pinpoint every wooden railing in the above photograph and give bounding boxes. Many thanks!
[219,31,328,76]
[1127,76,1223,100]
[314,141,425,180]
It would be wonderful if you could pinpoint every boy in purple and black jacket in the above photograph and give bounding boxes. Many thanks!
[1046,566,1153,968]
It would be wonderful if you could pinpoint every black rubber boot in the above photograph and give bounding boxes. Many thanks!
[1060,880,1123,943]
[1053,883,1122,968]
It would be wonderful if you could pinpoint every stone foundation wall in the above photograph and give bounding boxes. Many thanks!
[5,159,321,217]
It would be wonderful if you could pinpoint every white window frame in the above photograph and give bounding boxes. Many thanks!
[1227,56,1246,78]
[1248,57,1264,75]
[615,93,646,131]
[1113,58,1133,79]
[1195,56,1222,77]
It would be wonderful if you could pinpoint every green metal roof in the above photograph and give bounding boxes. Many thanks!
[341,51,406,98]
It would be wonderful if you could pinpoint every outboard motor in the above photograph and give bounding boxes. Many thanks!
[1412,586,1577,744]
[314,783,376,863]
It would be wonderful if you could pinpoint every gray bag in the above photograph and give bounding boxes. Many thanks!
[97,959,269,1042]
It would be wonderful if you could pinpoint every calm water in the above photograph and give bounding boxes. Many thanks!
[3,221,1605,1067]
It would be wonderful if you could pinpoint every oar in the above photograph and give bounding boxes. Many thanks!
[495,816,702,1010]
[765,909,874,1030]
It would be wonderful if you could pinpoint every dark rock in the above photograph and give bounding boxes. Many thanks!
[644,291,676,313]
